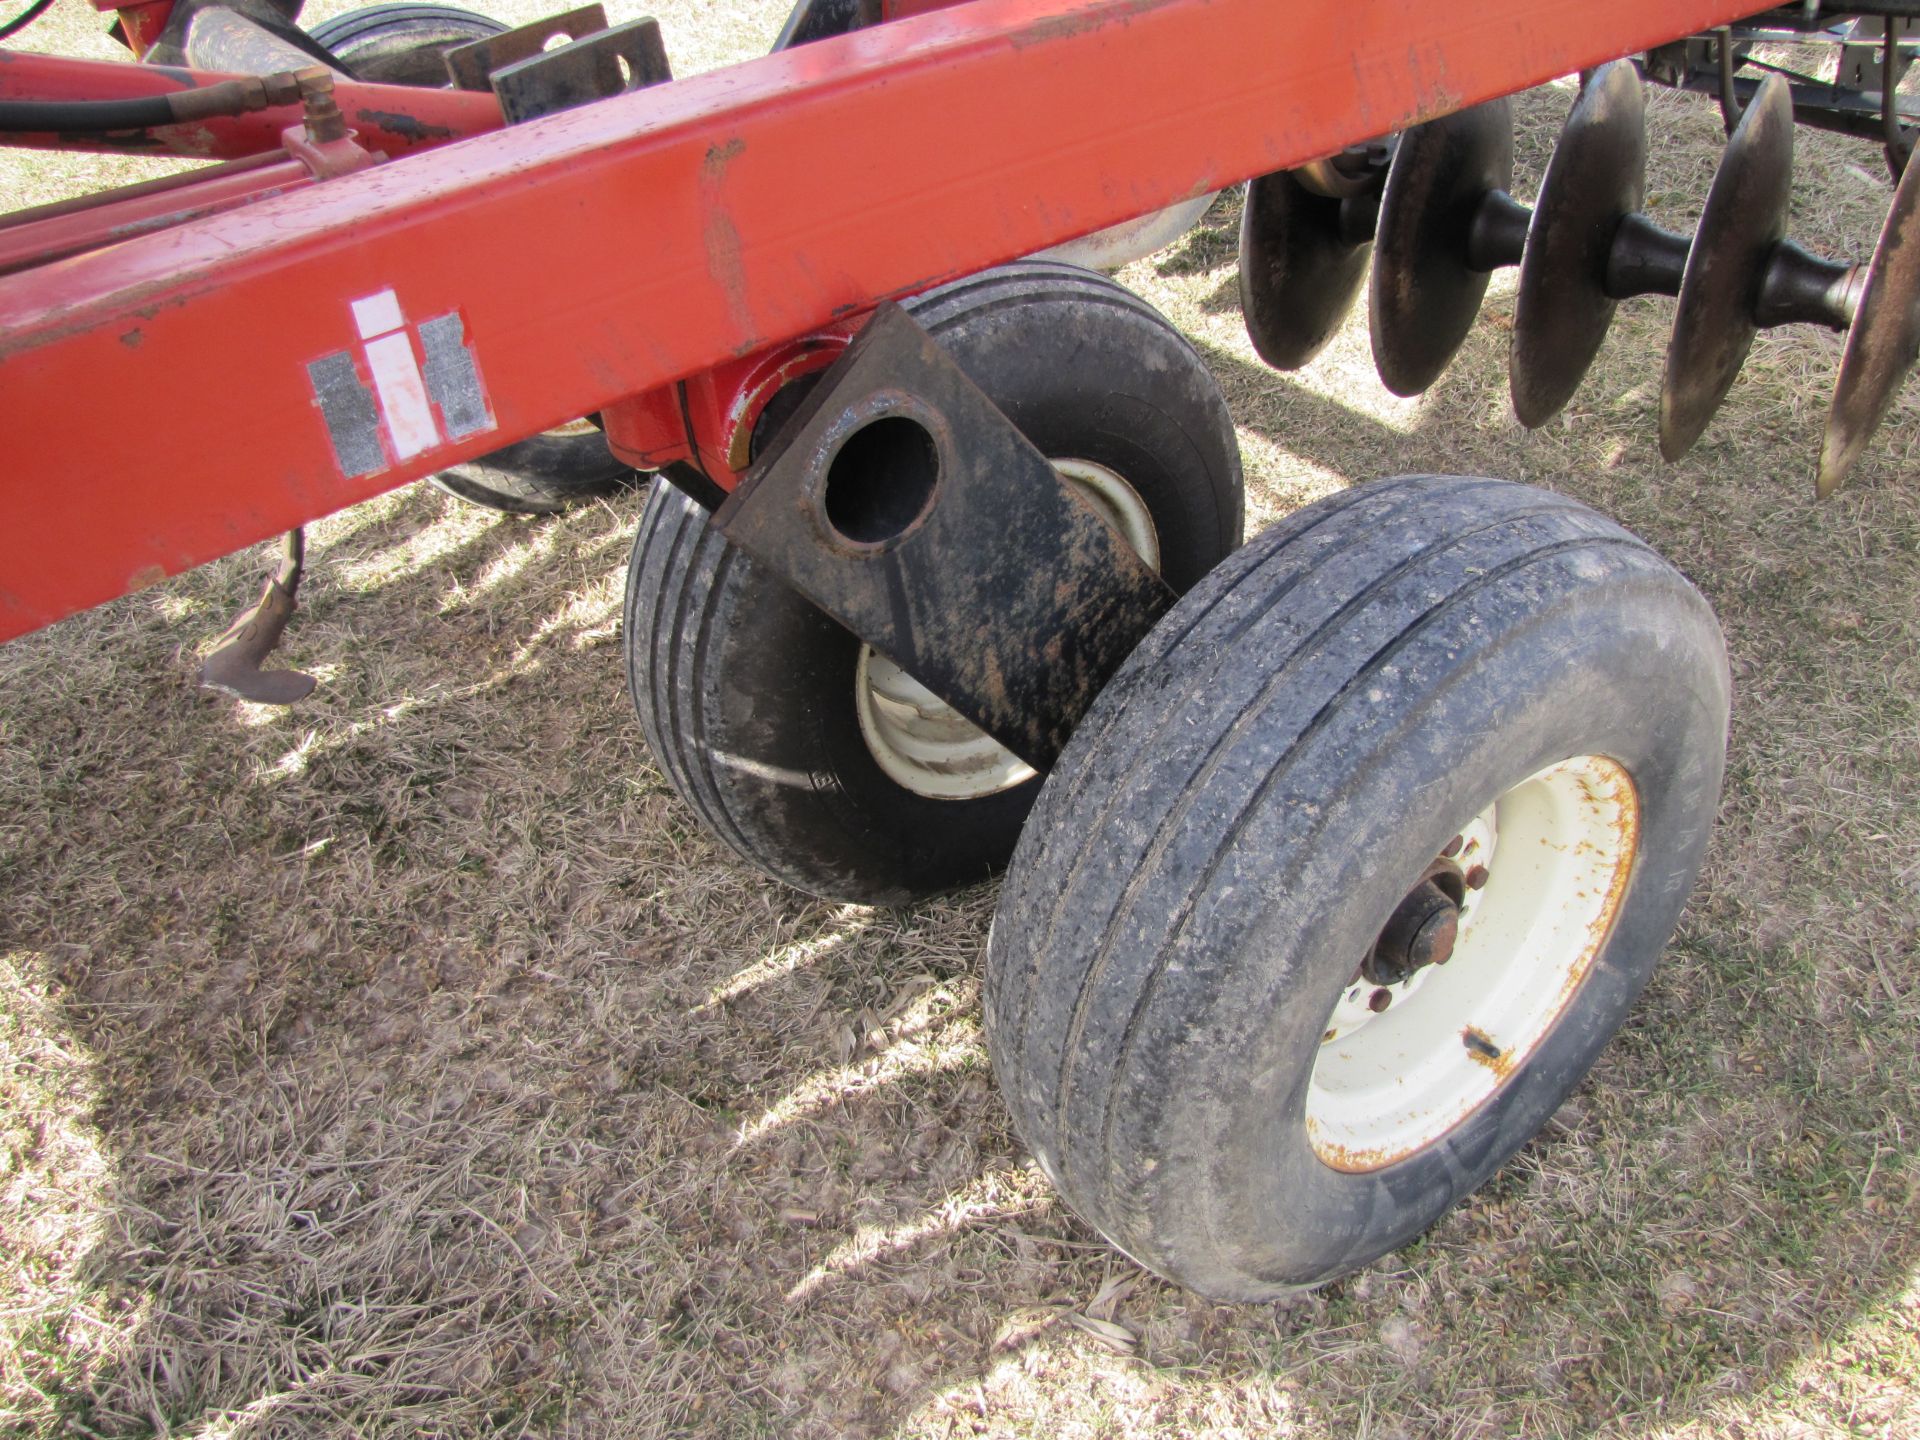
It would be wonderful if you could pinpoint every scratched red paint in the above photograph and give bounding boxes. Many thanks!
[0,0,1764,640]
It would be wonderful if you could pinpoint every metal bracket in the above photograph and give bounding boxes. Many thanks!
[1839,16,1917,92]
[714,303,1173,772]
[442,5,608,92]
[487,19,671,124]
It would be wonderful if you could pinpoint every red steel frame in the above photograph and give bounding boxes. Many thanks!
[0,0,1765,643]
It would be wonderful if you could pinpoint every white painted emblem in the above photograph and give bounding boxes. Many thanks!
[308,290,497,478]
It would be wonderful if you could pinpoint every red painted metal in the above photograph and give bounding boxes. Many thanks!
[602,384,693,471]
[600,330,862,480]
[881,0,974,17]
[0,145,283,227]
[0,0,1766,642]
[0,152,309,275]
[109,3,178,57]
[0,50,501,159]
[681,323,860,478]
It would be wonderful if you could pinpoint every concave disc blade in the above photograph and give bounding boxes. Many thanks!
[1660,74,1794,461]
[1511,63,1646,427]
[1370,99,1513,397]
[1239,170,1372,370]
[1819,142,1920,497]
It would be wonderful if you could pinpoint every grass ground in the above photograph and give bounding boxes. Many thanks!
[3,3,1918,1436]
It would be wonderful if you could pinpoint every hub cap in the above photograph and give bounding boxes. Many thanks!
[1306,755,1640,1171]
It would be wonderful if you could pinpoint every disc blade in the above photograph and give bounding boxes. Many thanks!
[1239,170,1372,370]
[1370,99,1514,397]
[1511,62,1646,427]
[1819,139,1920,496]
[1659,73,1794,461]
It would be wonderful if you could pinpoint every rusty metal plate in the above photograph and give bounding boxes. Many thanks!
[198,529,316,704]
[489,19,672,124]
[714,303,1173,772]
[442,4,608,92]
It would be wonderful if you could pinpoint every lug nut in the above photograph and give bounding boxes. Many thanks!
[1414,905,1460,966]
[1465,864,1490,890]
[1441,833,1464,858]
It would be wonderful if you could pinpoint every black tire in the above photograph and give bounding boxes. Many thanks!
[625,262,1244,905]
[429,423,638,517]
[983,475,1729,1299]
[309,3,502,85]
[312,4,638,516]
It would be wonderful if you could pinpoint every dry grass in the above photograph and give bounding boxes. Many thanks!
[4,6,1920,1437]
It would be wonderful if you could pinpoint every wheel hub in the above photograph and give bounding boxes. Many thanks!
[1307,755,1640,1171]
[1364,868,1463,985]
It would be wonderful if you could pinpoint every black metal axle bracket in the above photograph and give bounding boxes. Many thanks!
[715,303,1174,772]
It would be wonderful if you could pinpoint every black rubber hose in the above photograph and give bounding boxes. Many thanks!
[0,95,178,131]
[0,0,58,43]
[0,76,283,133]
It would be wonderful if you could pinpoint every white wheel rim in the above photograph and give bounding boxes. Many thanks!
[855,459,1159,801]
[1305,755,1640,1172]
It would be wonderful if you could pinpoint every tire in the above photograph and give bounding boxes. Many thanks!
[429,421,638,517]
[625,262,1244,905]
[309,3,502,85]
[983,475,1729,1299]
[312,4,639,516]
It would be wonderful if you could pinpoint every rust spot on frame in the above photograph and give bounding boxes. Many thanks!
[1009,0,1175,49]
[352,108,455,142]
[700,137,754,341]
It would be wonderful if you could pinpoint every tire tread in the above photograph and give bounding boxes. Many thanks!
[985,475,1729,1296]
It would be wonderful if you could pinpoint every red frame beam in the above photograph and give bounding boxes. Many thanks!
[0,0,1765,640]
[0,153,310,275]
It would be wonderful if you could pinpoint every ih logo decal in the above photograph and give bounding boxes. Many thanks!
[307,289,496,478]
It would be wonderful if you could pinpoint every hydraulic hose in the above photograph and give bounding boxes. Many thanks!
[0,0,57,44]
[0,71,310,133]
[0,95,177,131]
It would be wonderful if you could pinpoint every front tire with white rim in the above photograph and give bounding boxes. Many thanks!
[983,474,1729,1299]
[624,263,1243,905]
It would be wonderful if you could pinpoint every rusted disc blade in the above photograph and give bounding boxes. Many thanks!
[1239,170,1372,370]
[1819,145,1920,496]
[1660,73,1794,461]
[1511,63,1647,427]
[1370,98,1514,397]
